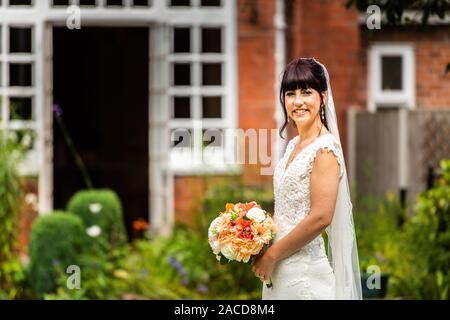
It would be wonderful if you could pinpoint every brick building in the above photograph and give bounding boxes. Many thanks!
[0,0,448,243]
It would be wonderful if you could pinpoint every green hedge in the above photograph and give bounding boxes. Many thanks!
[388,159,450,299]
[28,211,86,297]
[67,189,127,250]
[0,131,24,299]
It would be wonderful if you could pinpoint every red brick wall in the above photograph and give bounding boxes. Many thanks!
[18,177,39,257]
[238,0,277,186]
[173,175,240,227]
[360,26,450,109]
[287,0,361,153]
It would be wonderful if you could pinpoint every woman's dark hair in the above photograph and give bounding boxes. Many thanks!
[279,58,329,139]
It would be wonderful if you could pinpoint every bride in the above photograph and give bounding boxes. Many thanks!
[252,58,362,300]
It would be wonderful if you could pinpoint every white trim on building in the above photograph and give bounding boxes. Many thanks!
[368,43,416,113]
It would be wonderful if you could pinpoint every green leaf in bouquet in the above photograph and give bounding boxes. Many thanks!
[219,253,229,265]
[242,215,251,221]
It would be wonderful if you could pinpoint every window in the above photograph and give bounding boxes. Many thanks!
[79,0,96,6]
[170,0,190,7]
[368,43,415,112]
[0,23,37,175]
[9,27,33,53]
[169,16,235,172]
[173,27,190,53]
[8,0,33,6]
[201,0,221,7]
[52,0,70,6]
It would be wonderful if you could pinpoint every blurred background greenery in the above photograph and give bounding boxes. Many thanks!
[1,130,449,300]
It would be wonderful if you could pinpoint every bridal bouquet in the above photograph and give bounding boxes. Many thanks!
[207,201,277,288]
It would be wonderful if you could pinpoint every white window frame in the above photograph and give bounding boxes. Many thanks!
[0,21,39,176]
[167,2,239,175]
[368,43,415,112]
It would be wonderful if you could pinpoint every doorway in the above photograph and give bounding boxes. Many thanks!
[52,27,149,239]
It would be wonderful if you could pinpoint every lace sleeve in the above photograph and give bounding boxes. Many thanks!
[307,139,344,179]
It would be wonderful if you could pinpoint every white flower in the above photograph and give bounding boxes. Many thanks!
[210,240,221,255]
[208,217,222,239]
[89,203,102,214]
[86,225,102,238]
[21,133,33,149]
[220,243,237,261]
[25,193,38,205]
[246,207,266,223]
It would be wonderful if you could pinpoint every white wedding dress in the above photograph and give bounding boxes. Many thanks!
[262,132,345,300]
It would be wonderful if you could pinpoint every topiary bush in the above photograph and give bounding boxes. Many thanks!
[66,189,127,250]
[28,211,86,297]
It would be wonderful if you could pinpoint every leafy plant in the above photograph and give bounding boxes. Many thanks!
[0,130,26,299]
[388,159,450,299]
[66,189,128,251]
[28,211,86,297]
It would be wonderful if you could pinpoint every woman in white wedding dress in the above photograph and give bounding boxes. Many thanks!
[252,58,362,300]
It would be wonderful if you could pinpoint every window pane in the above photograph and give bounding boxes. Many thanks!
[133,0,149,6]
[202,63,221,85]
[79,0,96,6]
[170,0,190,6]
[9,27,33,53]
[202,128,222,147]
[9,97,33,120]
[106,0,122,5]
[9,63,33,86]
[201,0,220,6]
[9,0,32,5]
[174,27,190,53]
[381,56,402,90]
[171,128,192,148]
[173,96,190,118]
[52,0,70,6]
[0,64,2,87]
[201,27,221,53]
[202,96,221,118]
[173,63,190,86]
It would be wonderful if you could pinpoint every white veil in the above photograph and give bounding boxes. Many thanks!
[314,59,363,299]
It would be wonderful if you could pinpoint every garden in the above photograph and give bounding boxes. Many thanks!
[1,131,449,300]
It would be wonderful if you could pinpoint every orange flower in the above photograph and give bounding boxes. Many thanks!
[133,218,150,232]
[225,203,235,212]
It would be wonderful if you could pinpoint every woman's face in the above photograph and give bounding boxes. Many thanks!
[284,87,324,126]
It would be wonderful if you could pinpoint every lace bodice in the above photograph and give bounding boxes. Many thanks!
[272,133,344,258]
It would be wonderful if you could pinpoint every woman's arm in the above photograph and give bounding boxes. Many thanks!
[266,148,340,263]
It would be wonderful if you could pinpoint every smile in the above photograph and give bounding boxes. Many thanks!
[292,109,309,116]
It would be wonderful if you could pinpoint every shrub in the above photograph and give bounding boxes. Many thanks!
[66,189,127,250]
[28,211,86,297]
[389,159,450,299]
[0,131,26,299]
[353,191,405,275]
[45,245,131,300]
